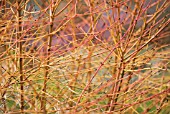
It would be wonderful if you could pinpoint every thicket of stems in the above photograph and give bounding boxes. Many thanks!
[0,0,170,113]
